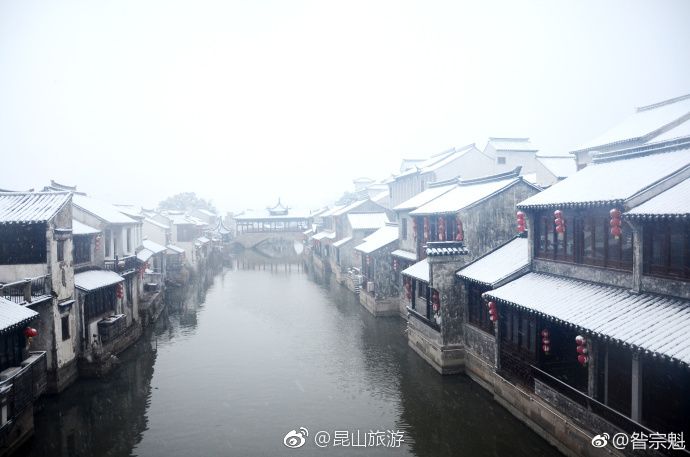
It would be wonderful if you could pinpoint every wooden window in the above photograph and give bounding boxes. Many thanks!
[467,283,493,334]
[497,157,506,164]
[84,286,117,321]
[535,208,632,271]
[644,221,690,281]
[57,239,65,262]
[61,315,70,341]
[73,236,92,264]
[0,223,46,265]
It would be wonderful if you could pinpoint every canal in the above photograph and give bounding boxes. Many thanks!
[21,259,561,457]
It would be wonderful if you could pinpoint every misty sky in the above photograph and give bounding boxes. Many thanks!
[1,0,689,214]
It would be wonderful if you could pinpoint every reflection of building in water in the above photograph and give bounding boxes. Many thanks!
[23,336,156,457]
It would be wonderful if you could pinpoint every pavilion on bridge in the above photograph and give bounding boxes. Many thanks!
[233,199,311,234]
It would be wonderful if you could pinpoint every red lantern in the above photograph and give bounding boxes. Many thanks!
[517,211,526,234]
[455,217,464,242]
[610,208,622,239]
[366,255,370,265]
[577,354,589,365]
[575,335,589,366]
[412,218,417,241]
[24,327,38,338]
[404,280,412,299]
[575,335,585,345]
[423,217,429,241]
[437,216,445,241]
[116,283,124,299]
[487,301,498,322]
[554,210,565,234]
[542,344,551,353]
[393,259,398,272]
[576,345,588,355]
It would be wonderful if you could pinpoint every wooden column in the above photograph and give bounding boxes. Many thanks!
[631,351,643,422]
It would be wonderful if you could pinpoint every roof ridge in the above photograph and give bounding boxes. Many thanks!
[459,167,522,185]
[637,93,690,112]
[428,177,460,188]
[592,136,690,164]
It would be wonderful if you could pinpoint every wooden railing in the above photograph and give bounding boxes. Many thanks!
[104,255,137,273]
[0,275,51,305]
[0,351,47,435]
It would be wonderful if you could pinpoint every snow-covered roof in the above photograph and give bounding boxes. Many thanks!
[411,175,525,215]
[573,94,690,153]
[196,208,216,217]
[401,258,429,283]
[519,146,690,209]
[73,195,137,225]
[0,192,71,224]
[318,205,346,218]
[142,239,167,254]
[74,270,123,292]
[391,249,417,261]
[485,272,690,365]
[197,236,210,244]
[420,144,479,174]
[72,219,100,235]
[144,217,170,230]
[166,244,185,254]
[354,226,399,254]
[312,230,336,241]
[333,237,353,248]
[233,208,310,220]
[393,182,457,211]
[137,248,153,263]
[522,173,538,185]
[626,177,690,218]
[302,228,314,236]
[332,200,370,216]
[487,137,538,152]
[0,297,39,333]
[114,204,143,218]
[371,190,389,205]
[457,237,529,287]
[536,155,577,179]
[347,212,389,230]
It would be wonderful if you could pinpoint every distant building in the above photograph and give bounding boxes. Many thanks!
[534,154,577,187]
[570,93,690,169]
[483,137,539,175]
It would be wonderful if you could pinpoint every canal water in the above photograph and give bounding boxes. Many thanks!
[22,258,561,457]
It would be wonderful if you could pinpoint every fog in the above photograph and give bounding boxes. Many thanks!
[1,0,688,213]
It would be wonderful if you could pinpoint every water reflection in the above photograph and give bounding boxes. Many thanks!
[19,257,561,457]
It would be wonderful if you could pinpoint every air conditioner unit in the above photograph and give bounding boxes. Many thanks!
[366,282,375,293]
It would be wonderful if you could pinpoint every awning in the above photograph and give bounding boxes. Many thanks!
[136,248,154,263]
[75,270,124,292]
[354,226,398,254]
[72,219,100,235]
[142,239,167,254]
[333,237,353,248]
[485,273,690,365]
[391,249,417,262]
[312,231,336,241]
[401,258,429,283]
[456,237,528,287]
[0,297,38,333]
[166,244,185,254]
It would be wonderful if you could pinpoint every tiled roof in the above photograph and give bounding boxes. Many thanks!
[391,249,417,261]
[487,137,538,152]
[485,273,690,365]
[457,237,528,287]
[354,226,399,254]
[426,241,469,257]
[401,258,429,283]
[393,182,457,211]
[0,297,39,333]
[625,177,690,218]
[411,174,526,215]
[573,94,690,153]
[347,213,389,230]
[142,239,167,254]
[536,155,577,179]
[333,237,353,248]
[73,195,137,225]
[519,146,690,209]
[0,192,71,224]
[137,248,153,263]
[74,270,123,292]
[332,200,370,216]
[166,244,185,254]
[144,217,170,230]
[312,230,336,241]
[72,219,100,235]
